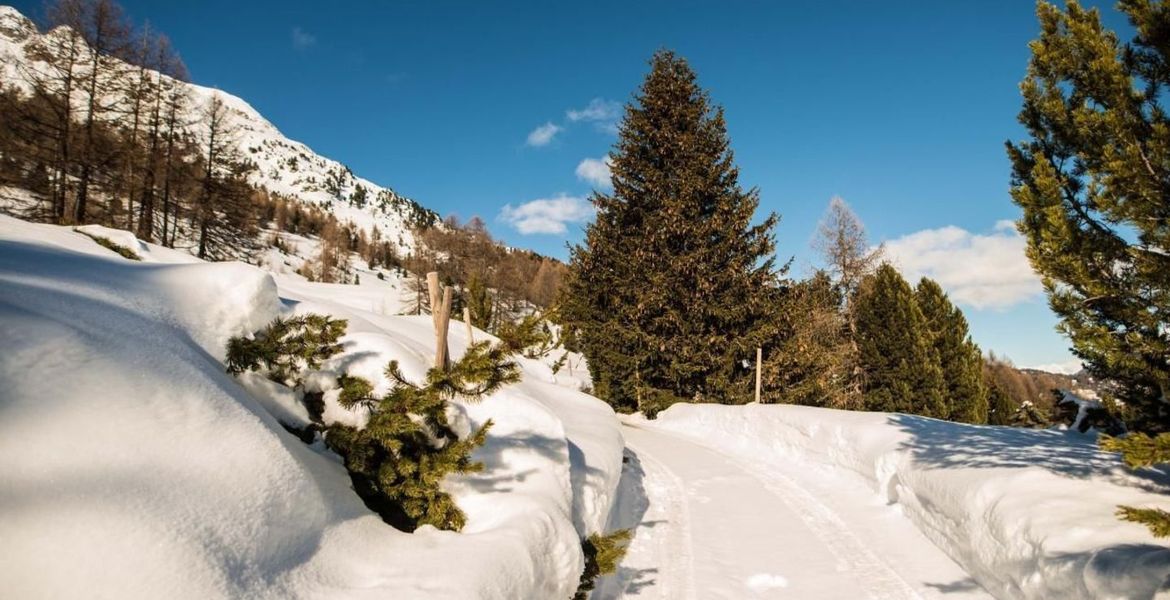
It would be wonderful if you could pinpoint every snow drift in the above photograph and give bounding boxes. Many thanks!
[0,215,623,599]
[645,403,1170,600]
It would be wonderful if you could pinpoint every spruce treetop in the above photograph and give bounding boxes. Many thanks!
[565,49,784,412]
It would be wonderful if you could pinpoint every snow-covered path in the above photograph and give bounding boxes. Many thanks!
[597,421,991,600]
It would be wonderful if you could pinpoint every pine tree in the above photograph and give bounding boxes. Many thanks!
[915,277,988,423]
[986,383,1018,426]
[465,272,494,330]
[1101,432,1170,536]
[326,341,520,531]
[563,50,783,413]
[225,314,347,386]
[854,264,946,417]
[574,529,632,599]
[766,271,856,408]
[1007,0,1170,432]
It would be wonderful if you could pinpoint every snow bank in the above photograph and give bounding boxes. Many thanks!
[645,403,1170,600]
[0,217,623,599]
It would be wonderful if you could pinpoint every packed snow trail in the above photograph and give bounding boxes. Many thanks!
[597,421,990,599]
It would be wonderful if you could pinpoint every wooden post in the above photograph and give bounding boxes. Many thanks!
[463,306,474,344]
[434,286,453,370]
[426,271,441,327]
[754,347,762,404]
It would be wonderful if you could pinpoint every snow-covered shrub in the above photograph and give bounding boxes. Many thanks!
[574,529,631,599]
[225,314,346,386]
[326,341,520,532]
[496,312,555,357]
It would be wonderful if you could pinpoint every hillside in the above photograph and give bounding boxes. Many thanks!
[0,4,436,255]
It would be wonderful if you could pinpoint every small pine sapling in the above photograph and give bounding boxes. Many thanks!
[225,314,347,387]
[1100,433,1170,537]
[326,341,520,532]
[575,529,632,599]
[496,312,556,358]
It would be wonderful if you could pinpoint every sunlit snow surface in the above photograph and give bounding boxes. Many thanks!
[3,215,1169,600]
[599,404,1170,600]
[0,215,622,599]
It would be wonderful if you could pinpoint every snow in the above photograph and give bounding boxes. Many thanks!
[0,215,624,599]
[5,216,1170,600]
[619,403,1170,600]
[599,419,987,599]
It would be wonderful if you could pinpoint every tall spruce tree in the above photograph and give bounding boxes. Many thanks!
[1007,0,1170,433]
[854,264,946,418]
[915,277,989,424]
[563,50,782,414]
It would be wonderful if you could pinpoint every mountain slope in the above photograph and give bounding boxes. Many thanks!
[0,4,436,254]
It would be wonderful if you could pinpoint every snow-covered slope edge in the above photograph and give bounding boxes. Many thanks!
[644,403,1170,600]
[0,215,622,599]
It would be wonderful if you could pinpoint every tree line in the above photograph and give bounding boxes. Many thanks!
[0,0,568,317]
[560,50,1079,426]
[0,0,264,259]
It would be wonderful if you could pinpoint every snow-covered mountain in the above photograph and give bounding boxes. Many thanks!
[0,4,437,253]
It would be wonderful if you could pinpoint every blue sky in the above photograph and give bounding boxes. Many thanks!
[12,0,1133,371]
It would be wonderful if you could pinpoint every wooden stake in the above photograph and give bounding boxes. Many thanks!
[463,306,474,344]
[754,347,762,404]
[435,286,453,370]
[426,271,441,328]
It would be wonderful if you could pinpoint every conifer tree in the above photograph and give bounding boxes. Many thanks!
[563,50,783,413]
[465,272,494,330]
[986,384,1018,426]
[1101,433,1170,536]
[225,314,347,386]
[915,277,988,423]
[327,341,519,531]
[766,271,856,408]
[1008,0,1170,432]
[854,264,946,417]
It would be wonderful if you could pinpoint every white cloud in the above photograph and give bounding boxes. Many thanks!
[291,27,316,49]
[525,122,562,147]
[499,194,594,235]
[882,222,1043,310]
[575,157,612,190]
[567,98,621,134]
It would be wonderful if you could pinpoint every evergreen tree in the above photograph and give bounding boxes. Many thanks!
[986,383,1018,426]
[915,277,988,423]
[563,50,783,413]
[766,271,856,408]
[1007,0,1170,432]
[1101,432,1170,536]
[225,314,347,386]
[326,341,519,531]
[465,272,494,330]
[854,264,946,417]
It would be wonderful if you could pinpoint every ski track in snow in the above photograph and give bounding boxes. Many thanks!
[626,441,699,600]
[603,422,988,600]
[712,446,923,599]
